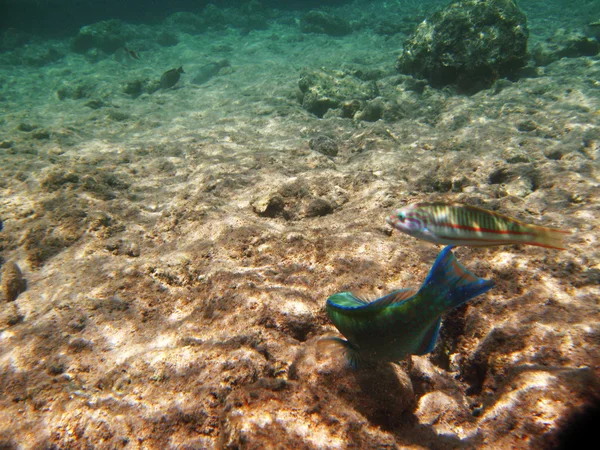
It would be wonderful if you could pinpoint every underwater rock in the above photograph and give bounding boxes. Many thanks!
[191,60,230,85]
[308,135,338,157]
[305,198,334,218]
[252,194,286,218]
[1,261,26,302]
[397,0,529,93]
[300,10,353,36]
[70,19,128,54]
[298,69,378,118]
[160,67,185,89]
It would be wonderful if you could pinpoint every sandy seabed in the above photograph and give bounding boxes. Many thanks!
[1,2,599,449]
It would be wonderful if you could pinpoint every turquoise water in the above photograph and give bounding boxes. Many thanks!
[0,1,599,448]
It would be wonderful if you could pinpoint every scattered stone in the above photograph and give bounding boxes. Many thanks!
[305,198,334,218]
[17,123,37,132]
[85,99,105,109]
[32,130,50,140]
[252,194,285,218]
[68,337,94,352]
[517,119,538,132]
[1,261,26,302]
[123,80,144,97]
[309,135,339,157]
[0,302,23,327]
[87,211,112,230]
[108,109,130,122]
[300,10,353,36]
[0,141,13,149]
[397,0,529,93]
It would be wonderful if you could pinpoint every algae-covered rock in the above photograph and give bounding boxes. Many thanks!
[298,69,378,118]
[70,19,128,54]
[397,0,529,93]
[309,135,338,157]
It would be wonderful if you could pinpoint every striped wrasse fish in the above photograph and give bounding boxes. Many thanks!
[321,245,494,367]
[386,202,570,250]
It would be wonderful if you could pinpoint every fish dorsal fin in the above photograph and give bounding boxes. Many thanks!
[326,292,369,309]
[360,288,417,311]
[415,318,442,355]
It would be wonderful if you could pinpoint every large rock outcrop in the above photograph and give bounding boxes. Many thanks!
[397,0,529,93]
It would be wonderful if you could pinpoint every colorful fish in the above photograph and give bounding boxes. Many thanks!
[386,202,569,250]
[321,246,494,367]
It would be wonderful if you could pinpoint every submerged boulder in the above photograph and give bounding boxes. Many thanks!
[397,0,529,93]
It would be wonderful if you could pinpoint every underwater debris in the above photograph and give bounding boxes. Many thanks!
[387,202,570,250]
[322,246,494,367]
[160,66,185,89]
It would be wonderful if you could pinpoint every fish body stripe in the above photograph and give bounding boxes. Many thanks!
[434,222,536,236]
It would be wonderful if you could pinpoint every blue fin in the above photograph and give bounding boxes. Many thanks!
[419,245,495,308]
[415,318,442,355]
[318,337,362,369]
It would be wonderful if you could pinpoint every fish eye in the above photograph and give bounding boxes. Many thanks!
[397,212,406,221]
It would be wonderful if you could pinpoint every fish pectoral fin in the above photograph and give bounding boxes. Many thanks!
[360,288,417,310]
[317,337,362,369]
[415,318,442,355]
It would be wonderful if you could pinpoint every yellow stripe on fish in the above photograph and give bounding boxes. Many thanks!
[386,202,570,250]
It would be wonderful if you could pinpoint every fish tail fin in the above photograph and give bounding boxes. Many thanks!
[525,225,570,250]
[317,337,362,369]
[420,245,495,308]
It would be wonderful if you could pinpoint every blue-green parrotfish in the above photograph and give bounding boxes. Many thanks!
[322,245,494,367]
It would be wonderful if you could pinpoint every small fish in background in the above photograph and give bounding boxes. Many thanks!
[160,66,185,89]
[123,46,140,60]
[114,46,141,64]
[191,59,230,85]
[387,202,570,250]
[321,245,494,367]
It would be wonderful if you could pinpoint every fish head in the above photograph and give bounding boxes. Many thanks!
[387,204,438,242]
[387,205,426,232]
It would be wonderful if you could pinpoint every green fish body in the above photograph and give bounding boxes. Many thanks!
[323,246,494,366]
[386,202,569,250]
